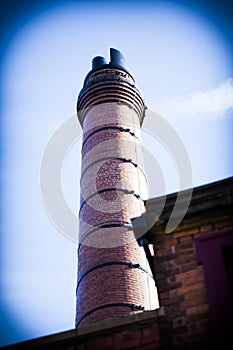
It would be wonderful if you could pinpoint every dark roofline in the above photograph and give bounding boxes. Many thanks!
[145,176,233,222]
[2,309,164,350]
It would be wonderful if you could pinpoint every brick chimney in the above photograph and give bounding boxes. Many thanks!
[76,48,156,327]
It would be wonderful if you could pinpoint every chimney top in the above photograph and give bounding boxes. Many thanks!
[91,48,128,72]
[109,48,126,68]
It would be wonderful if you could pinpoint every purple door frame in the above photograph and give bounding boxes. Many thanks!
[195,229,233,346]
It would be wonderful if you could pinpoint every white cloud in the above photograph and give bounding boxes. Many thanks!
[155,78,233,119]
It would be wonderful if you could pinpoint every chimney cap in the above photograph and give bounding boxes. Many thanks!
[109,48,126,69]
[90,48,128,72]
[82,48,133,87]
[92,56,107,70]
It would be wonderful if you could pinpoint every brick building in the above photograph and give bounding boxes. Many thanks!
[4,177,233,350]
[147,176,233,349]
[3,50,233,349]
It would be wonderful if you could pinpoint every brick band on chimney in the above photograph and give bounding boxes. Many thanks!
[76,50,154,327]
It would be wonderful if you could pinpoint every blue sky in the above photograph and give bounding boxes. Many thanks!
[1,0,233,346]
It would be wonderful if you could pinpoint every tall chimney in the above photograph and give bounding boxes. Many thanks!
[76,49,156,327]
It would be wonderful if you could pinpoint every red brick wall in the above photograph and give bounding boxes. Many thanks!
[76,67,154,327]
[153,213,233,349]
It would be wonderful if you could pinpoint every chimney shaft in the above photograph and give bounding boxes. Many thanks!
[76,49,155,327]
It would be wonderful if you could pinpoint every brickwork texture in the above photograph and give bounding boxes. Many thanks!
[151,181,233,350]
[76,61,156,327]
